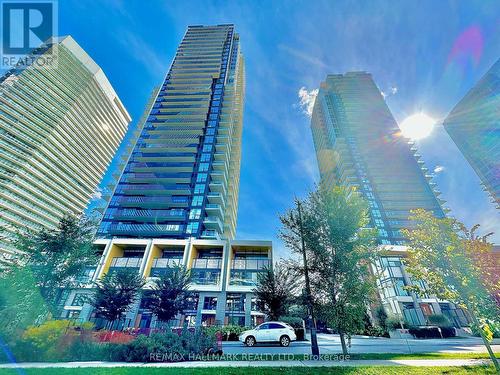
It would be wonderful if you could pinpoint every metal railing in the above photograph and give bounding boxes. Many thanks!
[231,259,270,270]
[191,258,222,269]
[110,257,142,268]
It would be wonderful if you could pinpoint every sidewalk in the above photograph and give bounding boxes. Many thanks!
[0,359,492,368]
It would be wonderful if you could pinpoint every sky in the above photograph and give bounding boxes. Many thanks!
[57,0,500,259]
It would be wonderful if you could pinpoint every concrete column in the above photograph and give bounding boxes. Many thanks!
[244,292,252,327]
[215,291,226,325]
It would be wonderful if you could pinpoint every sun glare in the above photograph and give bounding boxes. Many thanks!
[399,113,436,140]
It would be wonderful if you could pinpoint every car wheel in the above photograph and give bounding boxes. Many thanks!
[245,336,256,347]
[279,335,290,347]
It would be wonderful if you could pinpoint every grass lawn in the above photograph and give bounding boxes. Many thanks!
[0,366,496,375]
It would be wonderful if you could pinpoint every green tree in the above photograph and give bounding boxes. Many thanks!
[402,209,500,371]
[281,184,378,355]
[254,262,300,321]
[147,266,191,326]
[0,266,48,338]
[89,269,145,328]
[12,213,99,316]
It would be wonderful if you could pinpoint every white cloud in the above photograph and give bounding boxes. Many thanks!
[297,87,319,117]
[91,188,103,200]
[381,86,398,100]
[434,165,445,173]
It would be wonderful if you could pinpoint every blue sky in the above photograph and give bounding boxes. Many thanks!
[58,0,500,259]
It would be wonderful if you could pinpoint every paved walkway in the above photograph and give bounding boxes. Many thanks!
[0,359,492,368]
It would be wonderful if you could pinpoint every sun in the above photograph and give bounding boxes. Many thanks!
[399,113,436,140]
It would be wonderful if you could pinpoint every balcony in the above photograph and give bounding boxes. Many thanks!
[207,192,224,206]
[151,258,183,268]
[110,257,142,269]
[231,259,271,270]
[191,270,221,285]
[201,230,221,240]
[203,216,223,233]
[192,258,222,269]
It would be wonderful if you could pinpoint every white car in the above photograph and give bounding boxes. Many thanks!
[239,321,297,347]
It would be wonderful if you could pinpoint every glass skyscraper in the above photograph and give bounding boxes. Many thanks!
[443,58,500,209]
[0,36,131,258]
[311,72,445,245]
[310,73,469,327]
[98,24,244,240]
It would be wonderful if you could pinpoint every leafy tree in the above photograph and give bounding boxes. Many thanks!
[0,266,49,338]
[12,213,99,315]
[147,266,191,326]
[89,269,145,328]
[402,209,500,371]
[281,184,378,355]
[254,262,300,321]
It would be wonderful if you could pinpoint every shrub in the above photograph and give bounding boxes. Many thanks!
[202,325,250,341]
[427,314,452,328]
[280,316,304,328]
[386,316,406,330]
[363,325,388,337]
[114,329,217,362]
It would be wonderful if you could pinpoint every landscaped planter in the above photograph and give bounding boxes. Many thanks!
[388,329,413,339]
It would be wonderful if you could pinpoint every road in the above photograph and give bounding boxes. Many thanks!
[222,333,500,355]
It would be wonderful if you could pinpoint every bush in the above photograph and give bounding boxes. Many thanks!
[114,329,217,362]
[363,325,388,337]
[280,316,304,328]
[202,325,250,341]
[409,326,456,339]
[386,316,406,330]
[428,314,451,328]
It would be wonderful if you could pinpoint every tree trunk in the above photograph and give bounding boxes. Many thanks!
[339,331,348,356]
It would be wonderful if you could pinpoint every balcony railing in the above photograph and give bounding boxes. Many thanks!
[191,258,222,269]
[110,257,142,268]
[231,259,270,270]
[152,258,183,268]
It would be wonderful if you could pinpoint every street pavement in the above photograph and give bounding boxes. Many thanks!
[222,333,500,355]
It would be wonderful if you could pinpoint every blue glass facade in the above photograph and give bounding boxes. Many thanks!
[311,72,446,245]
[98,25,244,239]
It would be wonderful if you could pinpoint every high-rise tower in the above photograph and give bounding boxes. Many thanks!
[0,36,130,258]
[443,58,500,209]
[311,72,445,245]
[98,24,244,240]
[309,73,472,327]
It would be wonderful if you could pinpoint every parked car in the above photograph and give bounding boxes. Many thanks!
[239,321,297,347]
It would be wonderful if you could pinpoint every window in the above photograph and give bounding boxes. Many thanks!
[189,209,201,220]
[206,128,215,135]
[201,153,211,162]
[203,296,218,310]
[71,293,86,307]
[203,144,212,152]
[258,323,270,330]
[198,163,209,172]
[196,173,208,183]
[186,222,199,234]
[194,184,205,194]
[192,196,203,206]
[269,323,285,329]
[204,136,214,144]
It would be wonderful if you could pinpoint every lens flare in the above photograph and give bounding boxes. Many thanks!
[399,113,436,140]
